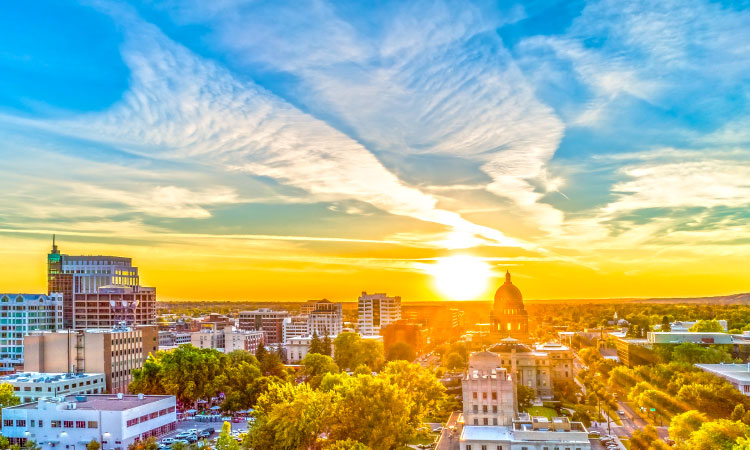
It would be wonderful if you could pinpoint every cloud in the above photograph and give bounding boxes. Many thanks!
[166,0,567,230]
[13,8,523,248]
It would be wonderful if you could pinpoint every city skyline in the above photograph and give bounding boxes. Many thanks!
[1,1,749,302]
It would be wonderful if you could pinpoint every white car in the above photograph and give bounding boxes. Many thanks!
[161,438,175,445]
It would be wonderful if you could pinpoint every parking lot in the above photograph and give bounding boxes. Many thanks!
[158,418,251,448]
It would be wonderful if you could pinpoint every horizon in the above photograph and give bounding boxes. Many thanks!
[1,1,749,302]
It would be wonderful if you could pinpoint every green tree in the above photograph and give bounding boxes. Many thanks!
[380,361,446,426]
[256,344,269,363]
[86,440,101,450]
[310,332,324,355]
[670,411,709,444]
[0,383,20,420]
[301,353,340,388]
[216,421,240,450]
[260,352,287,378]
[322,334,333,357]
[324,439,371,450]
[662,316,672,332]
[127,437,159,450]
[443,352,465,370]
[386,342,416,362]
[334,332,362,370]
[0,436,9,450]
[690,320,725,332]
[682,419,750,450]
[517,385,535,410]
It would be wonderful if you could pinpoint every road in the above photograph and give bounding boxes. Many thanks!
[434,411,461,450]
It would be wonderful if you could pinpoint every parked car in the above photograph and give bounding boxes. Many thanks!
[171,440,189,446]
[231,417,244,423]
[161,438,175,445]
[199,428,215,438]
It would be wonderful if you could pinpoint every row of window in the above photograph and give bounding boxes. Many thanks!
[472,392,499,400]
[465,446,583,450]
[3,419,98,429]
[125,407,176,427]
[472,405,499,413]
[13,379,101,392]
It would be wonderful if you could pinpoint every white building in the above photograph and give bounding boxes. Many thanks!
[0,372,105,403]
[282,316,310,343]
[2,394,177,450]
[462,352,516,426]
[286,336,313,364]
[460,415,590,450]
[696,364,750,396]
[190,328,226,352]
[224,329,265,354]
[308,300,343,337]
[357,292,401,336]
[0,294,63,373]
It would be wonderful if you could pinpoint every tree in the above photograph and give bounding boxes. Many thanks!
[301,353,340,388]
[670,411,709,444]
[334,333,363,370]
[86,440,101,450]
[380,361,446,426]
[443,352,465,371]
[127,437,159,450]
[261,352,287,378]
[0,436,8,450]
[682,419,750,450]
[323,334,333,357]
[310,332,324,355]
[256,344,268,364]
[216,421,240,450]
[0,384,19,420]
[516,385,535,410]
[690,320,725,332]
[324,439,371,450]
[662,316,672,332]
[386,342,416,362]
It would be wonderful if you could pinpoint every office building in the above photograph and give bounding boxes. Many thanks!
[462,351,515,426]
[191,329,225,352]
[358,292,401,336]
[282,316,310,343]
[1,394,176,450]
[0,294,63,373]
[308,300,343,336]
[224,329,265,354]
[47,237,156,329]
[0,372,105,403]
[238,309,289,344]
[23,326,158,394]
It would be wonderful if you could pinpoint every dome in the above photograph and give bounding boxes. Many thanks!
[493,270,524,311]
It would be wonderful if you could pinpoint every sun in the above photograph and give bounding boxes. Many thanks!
[430,255,492,300]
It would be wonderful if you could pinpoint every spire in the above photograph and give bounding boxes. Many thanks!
[505,269,511,283]
[51,234,59,254]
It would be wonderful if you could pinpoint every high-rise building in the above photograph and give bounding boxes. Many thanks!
[23,325,159,394]
[238,309,290,344]
[462,351,516,427]
[490,271,529,340]
[357,292,401,336]
[0,294,63,373]
[282,316,310,343]
[308,300,343,336]
[47,237,156,329]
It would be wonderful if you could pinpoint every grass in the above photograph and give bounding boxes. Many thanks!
[525,406,558,419]
[407,432,439,445]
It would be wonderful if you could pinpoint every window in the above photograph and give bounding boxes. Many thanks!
[496,446,502,450]
[482,446,487,450]
[472,392,477,399]
[76,421,86,428]
[15,420,26,427]
[52,420,62,428]
[482,392,487,399]
[88,421,98,428]
[466,446,471,450]
[482,405,488,413]
[473,419,478,425]
[473,405,478,413]
[492,405,497,413]
[492,392,497,400]
[483,418,488,425]
[3,420,12,427]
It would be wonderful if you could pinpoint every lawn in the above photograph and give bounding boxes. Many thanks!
[525,406,557,419]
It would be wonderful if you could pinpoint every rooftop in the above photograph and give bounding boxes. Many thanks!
[461,426,512,441]
[9,394,173,411]
[0,372,104,384]
[696,363,750,382]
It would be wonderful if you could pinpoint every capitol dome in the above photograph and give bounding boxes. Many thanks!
[493,270,524,313]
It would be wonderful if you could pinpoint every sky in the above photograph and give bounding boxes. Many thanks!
[1,0,749,302]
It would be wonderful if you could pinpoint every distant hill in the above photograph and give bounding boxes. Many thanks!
[524,293,750,305]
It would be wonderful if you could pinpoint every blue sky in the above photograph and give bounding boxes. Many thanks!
[1,0,749,301]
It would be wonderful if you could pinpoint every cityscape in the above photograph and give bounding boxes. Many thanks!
[1,2,750,450]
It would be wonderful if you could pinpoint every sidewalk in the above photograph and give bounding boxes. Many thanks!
[435,411,461,450]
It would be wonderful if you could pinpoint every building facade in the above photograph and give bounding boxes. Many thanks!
[1,394,176,450]
[489,271,529,340]
[696,364,750,396]
[47,238,156,329]
[224,330,265,354]
[23,326,159,394]
[1,372,105,403]
[357,292,401,336]
[238,309,289,344]
[0,294,63,373]
[308,300,343,336]
[459,416,590,450]
[462,351,516,426]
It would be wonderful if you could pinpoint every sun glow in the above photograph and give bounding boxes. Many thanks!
[430,255,492,300]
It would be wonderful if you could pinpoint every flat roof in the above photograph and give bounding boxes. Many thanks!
[696,364,750,382]
[461,426,512,441]
[10,394,173,411]
[0,373,104,384]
